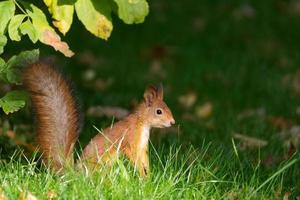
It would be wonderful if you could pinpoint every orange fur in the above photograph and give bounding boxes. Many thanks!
[23,62,80,171]
[24,63,175,176]
[82,88,175,176]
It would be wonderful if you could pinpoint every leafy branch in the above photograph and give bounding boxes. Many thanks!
[0,0,149,114]
[0,0,149,57]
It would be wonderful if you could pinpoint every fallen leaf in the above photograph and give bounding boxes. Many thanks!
[40,30,74,57]
[82,69,96,81]
[283,192,290,200]
[149,60,166,79]
[269,116,294,130]
[46,190,57,199]
[292,71,300,93]
[262,154,275,168]
[296,106,300,115]
[276,56,292,69]
[233,3,256,20]
[6,130,15,139]
[181,113,196,121]
[233,133,268,149]
[192,17,206,32]
[237,107,266,120]
[288,0,300,15]
[77,50,104,67]
[195,102,213,119]
[178,92,197,109]
[0,188,7,200]
[279,125,300,148]
[94,78,114,91]
[20,191,37,200]
[149,45,169,61]
[87,106,129,119]
[224,191,238,200]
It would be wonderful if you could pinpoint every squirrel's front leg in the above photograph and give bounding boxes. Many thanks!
[137,147,149,177]
[124,147,149,177]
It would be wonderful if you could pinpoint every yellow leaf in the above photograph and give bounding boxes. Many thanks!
[44,0,74,35]
[195,102,213,119]
[75,0,113,40]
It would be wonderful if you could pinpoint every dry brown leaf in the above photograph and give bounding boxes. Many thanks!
[276,56,292,69]
[283,192,290,200]
[0,188,7,200]
[94,78,114,91]
[237,107,266,120]
[288,0,300,15]
[279,125,300,148]
[269,116,294,130]
[233,133,268,148]
[149,45,169,61]
[20,191,38,200]
[195,102,213,119]
[178,92,197,109]
[262,154,275,167]
[46,190,57,199]
[40,30,74,57]
[233,3,256,20]
[77,51,105,67]
[292,72,300,93]
[149,60,166,79]
[224,191,238,200]
[6,130,16,139]
[192,17,206,32]
[87,106,129,120]
[295,107,300,116]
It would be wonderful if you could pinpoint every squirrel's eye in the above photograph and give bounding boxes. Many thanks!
[156,109,162,115]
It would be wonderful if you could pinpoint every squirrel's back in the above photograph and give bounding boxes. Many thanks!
[23,62,81,171]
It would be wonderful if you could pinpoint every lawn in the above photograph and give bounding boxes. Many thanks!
[1,0,300,199]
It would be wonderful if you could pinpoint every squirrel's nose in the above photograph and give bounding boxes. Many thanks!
[170,119,175,126]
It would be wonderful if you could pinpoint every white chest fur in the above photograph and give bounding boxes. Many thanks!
[139,126,150,149]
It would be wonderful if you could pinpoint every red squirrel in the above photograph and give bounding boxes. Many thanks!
[23,62,175,176]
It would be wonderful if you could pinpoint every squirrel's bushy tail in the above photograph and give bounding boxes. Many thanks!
[23,62,81,171]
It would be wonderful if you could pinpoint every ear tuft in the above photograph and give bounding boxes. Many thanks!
[144,85,157,106]
[157,83,164,100]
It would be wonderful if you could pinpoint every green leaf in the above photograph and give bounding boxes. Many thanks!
[0,57,5,75]
[0,49,39,84]
[113,0,149,24]
[44,0,74,35]
[0,58,5,71]
[7,49,40,69]
[0,35,7,54]
[58,0,77,5]
[0,57,7,82]
[25,4,74,57]
[6,68,21,84]
[0,90,28,114]
[75,0,113,40]
[8,14,26,41]
[19,19,39,43]
[0,0,15,34]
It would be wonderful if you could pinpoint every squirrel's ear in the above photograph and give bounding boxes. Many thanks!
[157,83,164,100]
[144,85,157,106]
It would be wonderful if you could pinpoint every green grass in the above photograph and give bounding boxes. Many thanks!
[0,146,298,199]
[1,0,300,198]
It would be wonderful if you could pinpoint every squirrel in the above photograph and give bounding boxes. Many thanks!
[23,62,175,176]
